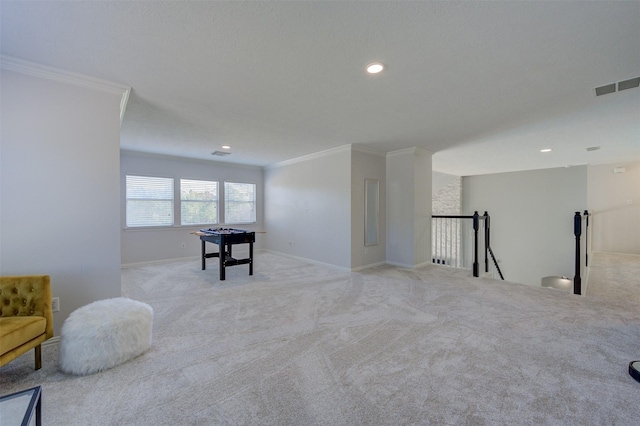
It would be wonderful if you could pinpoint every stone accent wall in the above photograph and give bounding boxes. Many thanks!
[432,172,464,267]
[432,172,461,214]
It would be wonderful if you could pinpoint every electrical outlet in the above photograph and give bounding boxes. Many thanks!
[181,243,186,248]
[52,297,60,312]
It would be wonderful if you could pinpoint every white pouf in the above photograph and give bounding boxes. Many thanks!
[59,297,153,375]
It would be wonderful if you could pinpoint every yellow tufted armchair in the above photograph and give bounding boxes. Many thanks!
[0,275,54,370]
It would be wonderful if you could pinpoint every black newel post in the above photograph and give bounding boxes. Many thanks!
[573,211,582,295]
[483,211,490,273]
[583,210,589,267]
[473,211,479,277]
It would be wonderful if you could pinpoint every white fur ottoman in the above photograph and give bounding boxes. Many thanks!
[59,297,153,375]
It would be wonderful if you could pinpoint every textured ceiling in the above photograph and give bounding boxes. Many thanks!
[1,1,639,175]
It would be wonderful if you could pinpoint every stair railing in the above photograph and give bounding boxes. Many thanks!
[573,210,590,295]
[432,211,503,279]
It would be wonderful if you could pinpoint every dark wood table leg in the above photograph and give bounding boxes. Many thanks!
[249,241,254,275]
[219,235,226,280]
[201,240,206,270]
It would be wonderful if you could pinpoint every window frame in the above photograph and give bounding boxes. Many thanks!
[223,181,257,225]
[179,178,219,226]
[125,174,175,228]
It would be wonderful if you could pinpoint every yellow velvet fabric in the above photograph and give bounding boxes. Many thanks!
[0,317,47,353]
[0,275,53,368]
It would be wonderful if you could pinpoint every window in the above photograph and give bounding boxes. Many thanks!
[126,175,173,227]
[224,182,256,224]
[180,179,218,225]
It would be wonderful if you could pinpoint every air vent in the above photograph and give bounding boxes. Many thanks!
[595,76,640,96]
[618,77,640,91]
[211,151,231,157]
[586,146,600,151]
[595,83,616,96]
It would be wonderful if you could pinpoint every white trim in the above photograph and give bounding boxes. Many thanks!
[351,144,387,157]
[1,55,131,124]
[386,147,433,158]
[267,144,352,169]
[351,261,388,272]
[385,260,418,269]
[262,249,351,272]
[42,336,60,348]
[121,256,200,269]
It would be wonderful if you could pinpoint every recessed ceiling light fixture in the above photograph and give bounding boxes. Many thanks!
[221,145,231,150]
[366,62,384,74]
[540,148,552,153]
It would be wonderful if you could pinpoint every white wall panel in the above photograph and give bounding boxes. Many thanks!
[463,166,587,287]
[587,161,640,254]
[264,148,351,269]
[1,69,123,335]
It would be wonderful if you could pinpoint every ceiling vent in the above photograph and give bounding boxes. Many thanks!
[586,146,601,151]
[595,83,616,96]
[618,77,640,91]
[211,150,231,157]
[595,76,640,96]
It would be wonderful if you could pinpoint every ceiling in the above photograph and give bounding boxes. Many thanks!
[2,1,639,176]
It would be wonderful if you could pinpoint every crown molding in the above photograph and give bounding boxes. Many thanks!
[267,144,353,169]
[351,144,387,157]
[268,144,389,169]
[1,55,131,124]
[386,147,433,159]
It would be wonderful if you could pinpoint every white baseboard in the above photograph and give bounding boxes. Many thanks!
[262,249,351,272]
[121,256,200,269]
[43,336,60,347]
[351,261,388,272]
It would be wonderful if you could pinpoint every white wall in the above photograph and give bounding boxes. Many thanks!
[587,161,640,254]
[351,147,386,270]
[121,151,264,265]
[386,148,432,268]
[463,166,587,287]
[1,67,124,336]
[264,147,352,269]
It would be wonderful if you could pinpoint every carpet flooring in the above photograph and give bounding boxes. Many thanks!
[1,251,638,425]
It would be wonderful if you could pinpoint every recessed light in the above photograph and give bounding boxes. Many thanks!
[221,145,231,150]
[366,62,384,74]
[540,148,552,153]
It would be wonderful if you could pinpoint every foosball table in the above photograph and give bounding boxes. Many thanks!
[196,228,256,280]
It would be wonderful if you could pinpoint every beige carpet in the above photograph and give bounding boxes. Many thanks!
[1,251,638,425]
[585,252,640,304]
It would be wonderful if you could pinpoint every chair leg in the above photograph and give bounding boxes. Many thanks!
[35,345,42,370]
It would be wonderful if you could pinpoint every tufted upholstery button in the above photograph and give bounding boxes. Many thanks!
[13,309,19,315]
[12,288,18,294]
[4,299,9,305]
[23,299,28,306]
[30,309,34,314]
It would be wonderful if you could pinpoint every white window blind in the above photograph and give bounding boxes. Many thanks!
[126,175,174,227]
[224,182,256,224]
[180,179,218,225]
